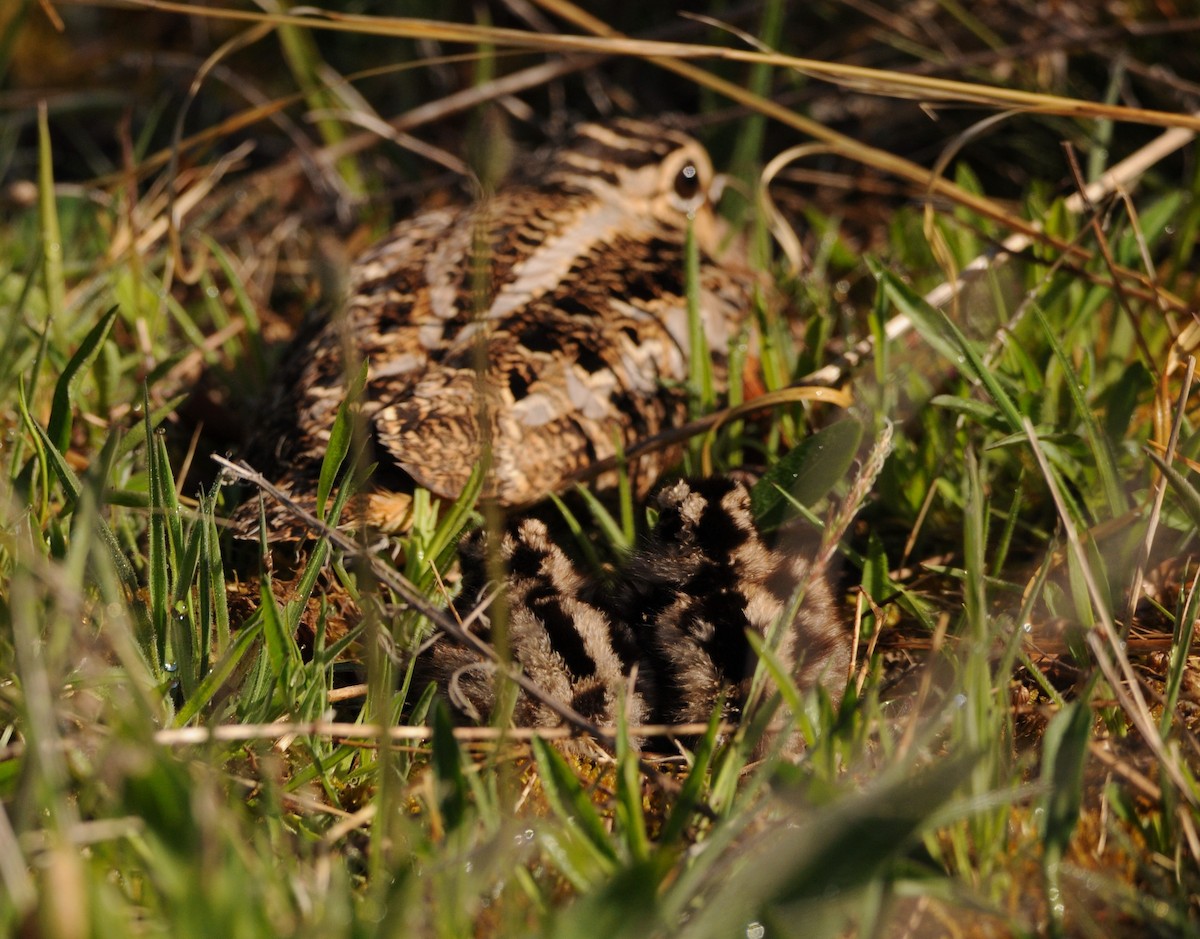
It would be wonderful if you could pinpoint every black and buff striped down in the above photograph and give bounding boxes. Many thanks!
[417,477,848,739]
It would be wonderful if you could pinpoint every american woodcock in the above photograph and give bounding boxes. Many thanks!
[234,118,754,537]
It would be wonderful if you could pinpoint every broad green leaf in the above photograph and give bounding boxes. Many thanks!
[751,419,862,528]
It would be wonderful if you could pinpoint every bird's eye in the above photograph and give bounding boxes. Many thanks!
[673,162,701,202]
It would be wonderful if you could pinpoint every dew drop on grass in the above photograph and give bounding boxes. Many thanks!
[205,286,219,299]
[746,922,765,939]
[953,693,967,708]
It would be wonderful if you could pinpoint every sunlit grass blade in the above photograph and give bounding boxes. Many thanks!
[613,712,649,863]
[871,260,1025,432]
[569,484,631,555]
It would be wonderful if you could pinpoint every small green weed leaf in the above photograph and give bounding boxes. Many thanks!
[407,460,483,589]
[751,418,861,527]
[47,305,118,453]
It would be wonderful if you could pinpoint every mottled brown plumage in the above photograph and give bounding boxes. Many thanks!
[235,118,752,537]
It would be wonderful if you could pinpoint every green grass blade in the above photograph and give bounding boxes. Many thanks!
[145,389,171,673]
[25,405,138,594]
[115,394,189,459]
[430,704,469,834]
[1038,699,1092,938]
[872,261,1025,433]
[317,359,368,522]
[1032,305,1127,516]
[614,714,649,864]
[46,305,118,453]
[657,709,721,847]
[171,615,264,726]
[686,217,715,415]
[37,102,65,325]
